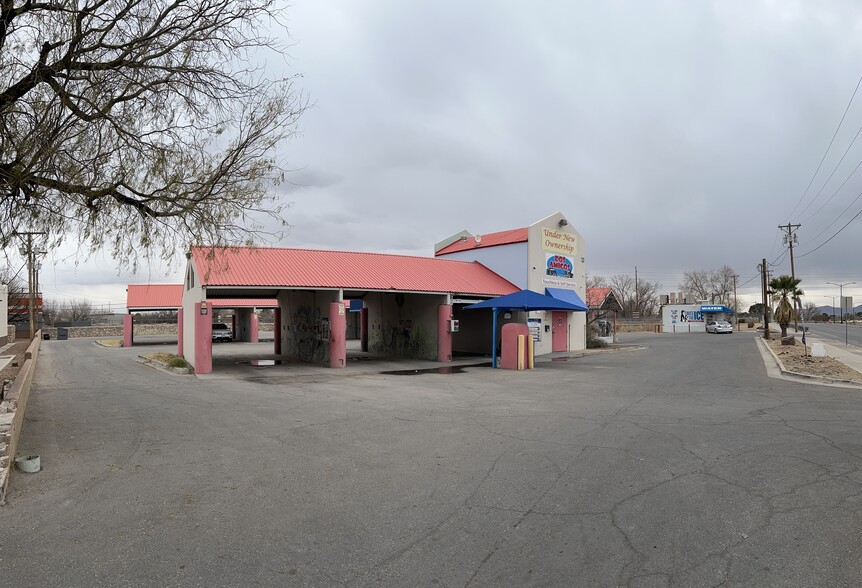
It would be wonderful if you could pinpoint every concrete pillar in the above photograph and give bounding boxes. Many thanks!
[234,309,254,342]
[250,313,259,343]
[194,303,212,374]
[329,302,346,368]
[437,304,453,362]
[231,315,237,340]
[177,308,184,357]
[123,314,133,347]
[360,307,368,352]
[274,307,282,355]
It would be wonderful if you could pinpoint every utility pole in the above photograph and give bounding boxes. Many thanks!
[759,259,770,340]
[779,223,801,331]
[13,231,47,340]
[634,265,639,319]
[732,274,739,332]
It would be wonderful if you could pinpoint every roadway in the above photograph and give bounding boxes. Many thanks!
[795,320,862,347]
[1,332,861,586]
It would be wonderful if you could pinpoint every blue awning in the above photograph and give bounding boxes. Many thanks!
[545,288,589,311]
[700,305,734,313]
[464,289,586,311]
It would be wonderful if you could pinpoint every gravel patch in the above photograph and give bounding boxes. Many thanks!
[765,337,862,381]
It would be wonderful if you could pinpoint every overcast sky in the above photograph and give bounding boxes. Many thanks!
[30,1,862,310]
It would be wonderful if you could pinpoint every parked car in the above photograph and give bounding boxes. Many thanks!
[212,323,233,342]
[706,320,733,334]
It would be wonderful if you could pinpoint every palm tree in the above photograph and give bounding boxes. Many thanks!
[768,275,803,339]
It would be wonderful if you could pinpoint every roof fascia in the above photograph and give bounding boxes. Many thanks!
[434,230,473,254]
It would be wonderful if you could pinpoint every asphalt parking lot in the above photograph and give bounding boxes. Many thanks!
[1,332,861,587]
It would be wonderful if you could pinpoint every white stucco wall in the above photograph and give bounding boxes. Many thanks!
[661,304,707,333]
[435,242,528,289]
[181,261,203,366]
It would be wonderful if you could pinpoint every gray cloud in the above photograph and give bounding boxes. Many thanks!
[44,1,862,307]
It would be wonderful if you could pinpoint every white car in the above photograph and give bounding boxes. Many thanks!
[212,323,233,342]
[706,320,733,334]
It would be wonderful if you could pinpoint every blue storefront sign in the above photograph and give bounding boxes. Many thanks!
[700,305,733,313]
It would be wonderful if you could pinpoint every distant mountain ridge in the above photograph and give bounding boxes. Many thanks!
[812,305,862,316]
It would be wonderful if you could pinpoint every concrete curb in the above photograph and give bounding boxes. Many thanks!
[756,336,862,389]
[0,333,42,505]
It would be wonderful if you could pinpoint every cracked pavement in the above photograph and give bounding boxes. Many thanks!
[1,332,861,586]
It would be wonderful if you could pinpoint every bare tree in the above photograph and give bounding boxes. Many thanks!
[0,0,307,269]
[802,301,819,322]
[608,274,634,316]
[608,274,662,318]
[42,299,60,326]
[679,270,712,302]
[711,265,736,307]
[679,266,736,306]
[586,273,607,289]
[636,278,663,317]
[67,299,92,322]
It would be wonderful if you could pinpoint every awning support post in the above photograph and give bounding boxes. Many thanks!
[492,307,499,368]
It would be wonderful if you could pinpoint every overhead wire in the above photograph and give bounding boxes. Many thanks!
[789,73,862,219]
[800,150,862,224]
[796,204,862,259]
[796,122,862,219]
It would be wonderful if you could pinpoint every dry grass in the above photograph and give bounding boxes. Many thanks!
[144,352,189,369]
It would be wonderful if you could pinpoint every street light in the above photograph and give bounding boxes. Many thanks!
[823,295,837,320]
[827,281,855,345]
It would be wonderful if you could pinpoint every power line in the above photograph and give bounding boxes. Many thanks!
[797,204,862,258]
[790,73,862,219]
[804,183,862,245]
[800,149,862,224]
[737,273,760,288]
[797,122,862,219]
[769,248,788,267]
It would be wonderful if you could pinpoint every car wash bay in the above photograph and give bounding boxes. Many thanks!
[179,247,520,374]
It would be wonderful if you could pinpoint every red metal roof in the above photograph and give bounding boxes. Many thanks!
[211,299,278,308]
[191,246,519,296]
[586,287,622,310]
[435,227,528,256]
[127,284,183,310]
[126,284,276,310]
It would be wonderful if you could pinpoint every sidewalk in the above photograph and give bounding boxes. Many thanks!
[817,338,862,374]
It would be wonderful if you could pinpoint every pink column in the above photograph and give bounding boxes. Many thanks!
[274,307,282,355]
[437,304,453,362]
[194,303,212,374]
[251,313,259,343]
[177,308,184,357]
[500,323,530,370]
[360,307,368,352]
[329,302,346,368]
[123,314,133,347]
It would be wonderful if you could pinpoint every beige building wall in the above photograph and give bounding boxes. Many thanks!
[525,212,588,354]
